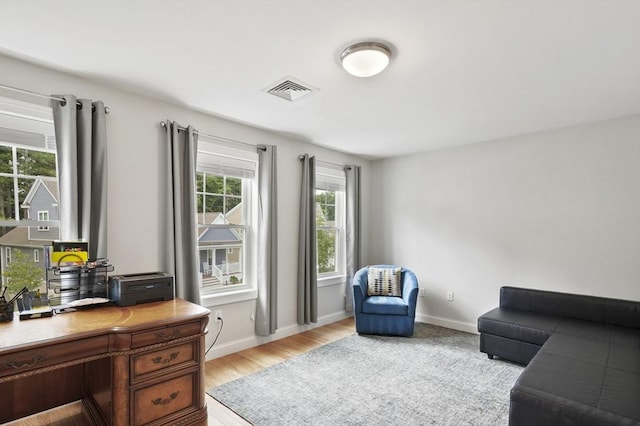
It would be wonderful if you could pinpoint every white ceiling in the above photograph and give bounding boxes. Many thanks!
[1,1,639,159]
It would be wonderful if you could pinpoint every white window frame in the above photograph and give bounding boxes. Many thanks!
[196,139,258,306]
[38,211,49,231]
[316,166,346,286]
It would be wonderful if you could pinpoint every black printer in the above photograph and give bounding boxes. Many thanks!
[108,272,174,307]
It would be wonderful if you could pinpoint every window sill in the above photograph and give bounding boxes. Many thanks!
[318,274,346,288]
[200,287,257,308]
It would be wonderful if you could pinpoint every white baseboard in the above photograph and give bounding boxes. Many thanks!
[205,310,352,361]
[416,314,478,335]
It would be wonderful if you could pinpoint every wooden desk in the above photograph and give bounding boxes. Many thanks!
[0,299,210,425]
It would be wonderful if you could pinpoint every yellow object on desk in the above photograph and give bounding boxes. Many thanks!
[51,250,88,265]
[50,241,89,266]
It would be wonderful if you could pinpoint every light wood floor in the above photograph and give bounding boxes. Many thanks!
[6,317,355,426]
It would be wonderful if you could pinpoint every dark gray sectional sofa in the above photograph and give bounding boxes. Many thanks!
[478,286,640,426]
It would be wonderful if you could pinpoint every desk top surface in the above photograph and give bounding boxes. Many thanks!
[0,299,209,352]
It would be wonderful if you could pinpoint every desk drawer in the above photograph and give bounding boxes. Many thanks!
[0,335,108,378]
[131,321,202,349]
[131,341,197,382]
[132,371,196,425]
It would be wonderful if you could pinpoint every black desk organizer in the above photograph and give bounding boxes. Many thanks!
[47,264,114,306]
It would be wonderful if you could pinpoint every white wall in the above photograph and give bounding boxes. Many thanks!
[371,115,640,332]
[4,52,638,352]
[0,54,372,358]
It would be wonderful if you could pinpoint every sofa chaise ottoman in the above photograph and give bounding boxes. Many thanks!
[478,286,640,426]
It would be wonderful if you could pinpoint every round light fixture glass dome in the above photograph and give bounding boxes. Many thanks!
[340,42,392,78]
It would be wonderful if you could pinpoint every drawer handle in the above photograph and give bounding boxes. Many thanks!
[151,351,179,365]
[3,353,47,369]
[151,391,180,406]
[154,329,181,341]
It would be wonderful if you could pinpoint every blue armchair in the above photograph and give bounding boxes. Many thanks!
[352,265,419,336]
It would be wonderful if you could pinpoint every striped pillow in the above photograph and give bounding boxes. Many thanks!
[367,267,402,297]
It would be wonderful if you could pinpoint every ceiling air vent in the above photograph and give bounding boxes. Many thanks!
[265,77,318,102]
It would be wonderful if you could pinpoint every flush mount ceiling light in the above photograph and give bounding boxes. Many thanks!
[340,42,392,78]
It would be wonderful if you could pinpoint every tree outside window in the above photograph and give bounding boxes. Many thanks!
[197,173,242,222]
[2,248,44,296]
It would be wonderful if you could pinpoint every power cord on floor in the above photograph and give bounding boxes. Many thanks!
[205,316,223,355]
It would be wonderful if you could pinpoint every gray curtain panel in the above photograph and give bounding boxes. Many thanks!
[52,95,108,259]
[298,154,317,325]
[256,144,278,336]
[163,121,201,305]
[344,165,361,312]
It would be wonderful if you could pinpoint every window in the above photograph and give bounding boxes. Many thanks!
[38,211,49,231]
[196,141,257,295]
[0,96,59,290]
[316,166,346,279]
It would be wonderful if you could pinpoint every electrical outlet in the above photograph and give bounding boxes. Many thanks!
[419,288,426,297]
[446,291,454,302]
[214,310,223,322]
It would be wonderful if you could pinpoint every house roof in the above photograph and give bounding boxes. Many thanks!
[21,178,59,207]
[197,203,244,245]
[198,227,241,245]
[0,226,45,248]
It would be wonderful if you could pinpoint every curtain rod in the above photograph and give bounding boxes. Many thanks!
[160,121,265,151]
[0,83,110,113]
[298,154,351,170]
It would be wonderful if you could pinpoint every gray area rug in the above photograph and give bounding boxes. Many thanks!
[208,323,523,425]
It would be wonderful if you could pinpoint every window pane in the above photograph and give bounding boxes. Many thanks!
[0,146,12,173]
[0,176,16,220]
[226,196,241,214]
[17,178,35,220]
[317,229,337,274]
[196,193,204,214]
[325,205,335,223]
[17,149,56,177]
[225,177,242,196]
[206,174,223,194]
[206,195,224,214]
[315,190,336,225]
[315,200,325,225]
[196,172,203,192]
